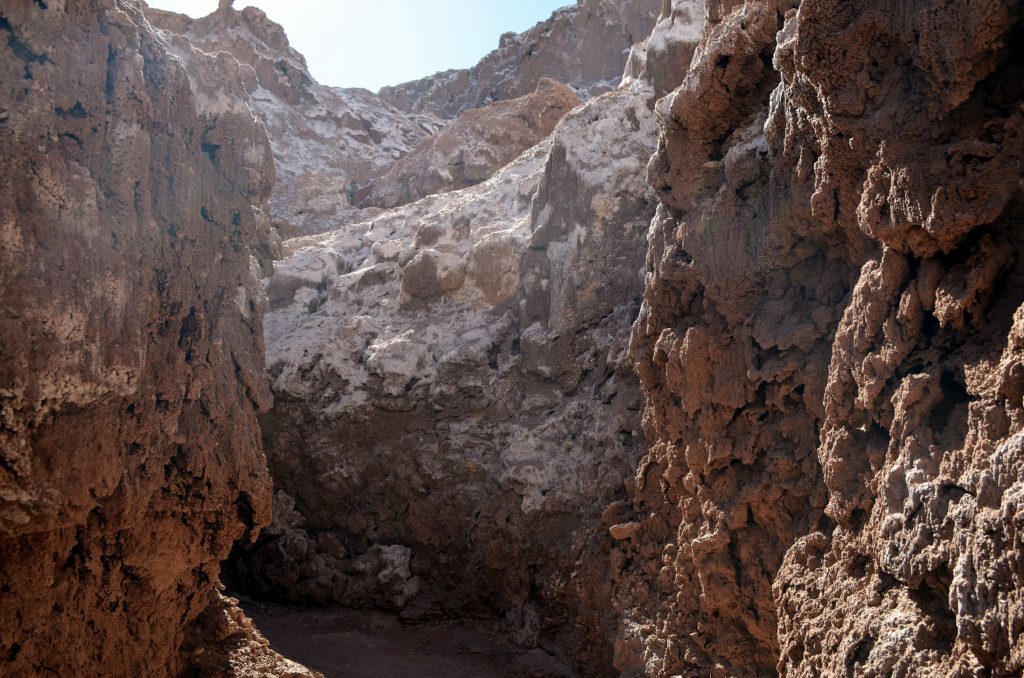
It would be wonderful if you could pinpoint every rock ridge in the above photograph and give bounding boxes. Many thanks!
[355,78,582,210]
[614,0,1024,675]
[379,0,664,119]
[145,1,441,236]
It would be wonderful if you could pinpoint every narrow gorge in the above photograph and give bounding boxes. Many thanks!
[1,1,1022,676]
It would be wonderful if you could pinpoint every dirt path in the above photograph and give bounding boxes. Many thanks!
[243,602,576,678]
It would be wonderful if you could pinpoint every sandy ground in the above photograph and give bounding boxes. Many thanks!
[242,601,577,678]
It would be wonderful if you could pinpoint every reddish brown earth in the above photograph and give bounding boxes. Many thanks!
[0,1,306,675]
[615,0,1024,675]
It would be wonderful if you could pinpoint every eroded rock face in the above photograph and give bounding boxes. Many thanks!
[226,12,703,666]
[145,2,441,236]
[617,0,1024,675]
[356,78,581,210]
[0,1,301,675]
[185,592,324,678]
[379,0,663,119]
[221,7,710,670]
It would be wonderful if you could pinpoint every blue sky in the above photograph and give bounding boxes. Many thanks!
[146,0,573,91]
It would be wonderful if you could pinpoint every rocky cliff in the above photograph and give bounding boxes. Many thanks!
[235,88,657,676]
[4,0,1022,676]
[379,0,664,119]
[146,0,667,239]
[226,7,701,672]
[0,1,310,675]
[145,1,440,236]
[616,0,1024,676]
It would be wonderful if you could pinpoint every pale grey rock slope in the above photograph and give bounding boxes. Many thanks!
[355,78,582,210]
[228,4,704,671]
[144,0,664,238]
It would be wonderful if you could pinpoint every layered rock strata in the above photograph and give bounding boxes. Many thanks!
[0,1,309,675]
[616,0,1024,676]
[378,0,663,120]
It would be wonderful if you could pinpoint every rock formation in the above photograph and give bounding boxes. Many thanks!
[0,1,311,675]
[356,78,581,210]
[226,7,702,670]
[146,1,669,239]
[4,0,1023,675]
[379,0,664,119]
[233,101,649,673]
[616,0,1024,676]
[144,2,441,236]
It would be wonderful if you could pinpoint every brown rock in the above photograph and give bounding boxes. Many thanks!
[0,1,308,675]
[617,0,1024,675]
[379,0,663,119]
[358,79,581,209]
[610,522,642,541]
[184,592,323,678]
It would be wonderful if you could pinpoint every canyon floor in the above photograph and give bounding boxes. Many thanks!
[243,600,574,678]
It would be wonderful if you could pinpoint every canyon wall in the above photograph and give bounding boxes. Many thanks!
[355,78,581,210]
[227,7,701,673]
[379,0,663,119]
[145,1,440,236]
[616,0,1024,676]
[0,1,310,675]
[8,0,1017,676]
[235,88,658,675]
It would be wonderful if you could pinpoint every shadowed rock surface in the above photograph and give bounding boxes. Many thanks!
[243,603,577,678]
[0,1,313,675]
[615,0,1024,675]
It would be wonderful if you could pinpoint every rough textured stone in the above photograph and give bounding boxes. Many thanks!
[616,0,1024,676]
[0,1,314,675]
[184,592,323,678]
[11,0,1020,675]
[226,9,704,669]
[356,79,581,210]
[379,0,663,119]
[144,2,441,235]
